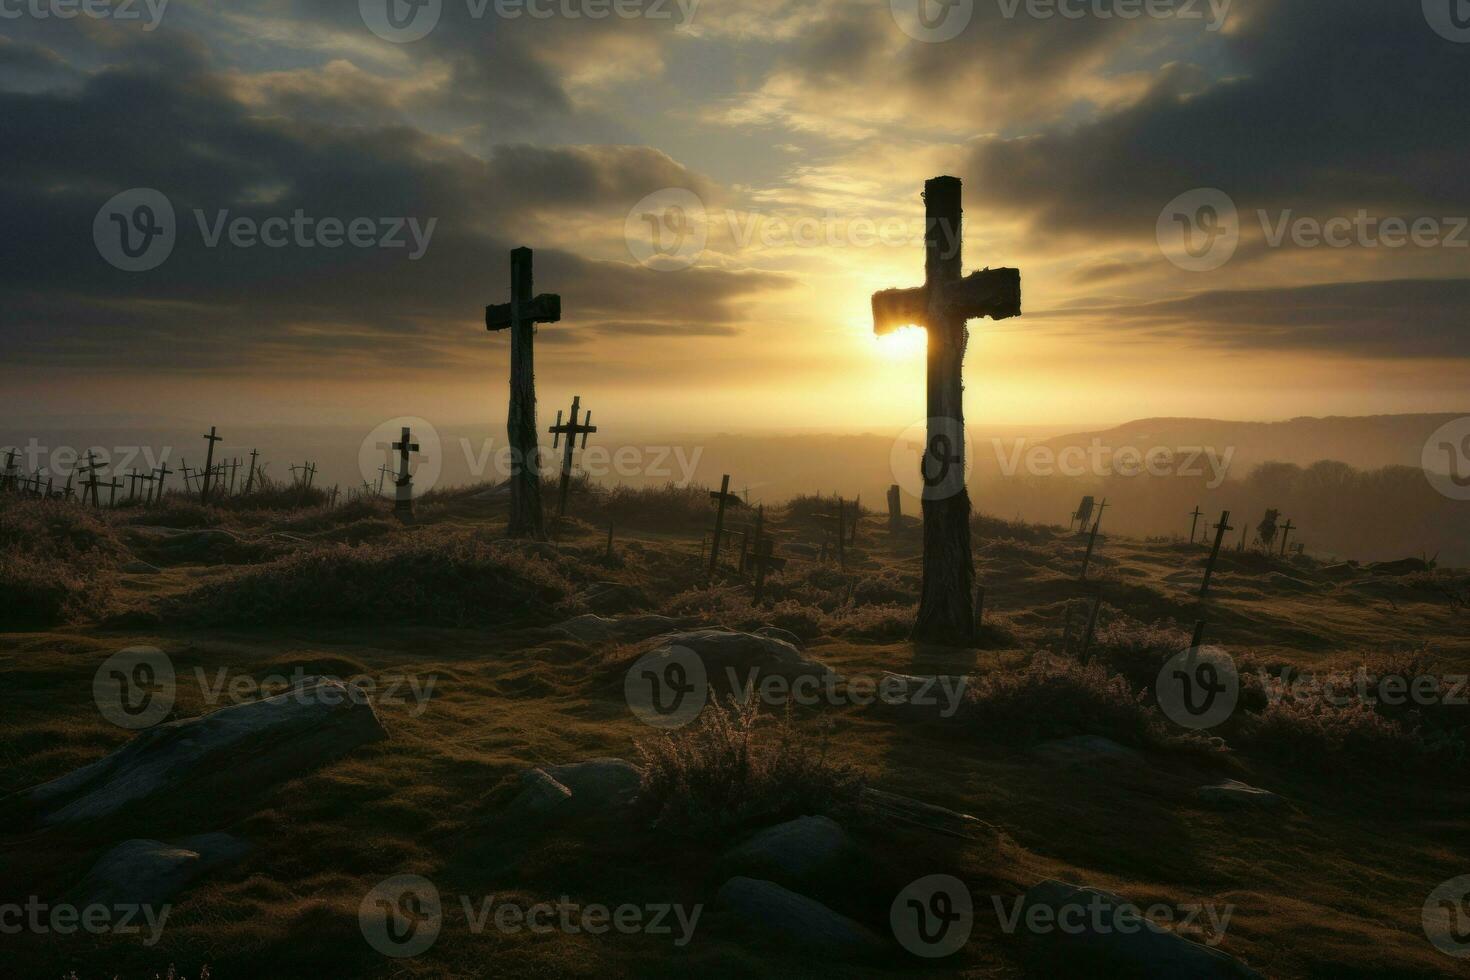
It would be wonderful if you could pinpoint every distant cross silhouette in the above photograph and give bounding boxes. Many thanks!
[707,474,744,580]
[549,394,597,518]
[486,246,563,540]
[200,426,222,503]
[377,462,393,495]
[1188,505,1203,543]
[153,462,173,504]
[1200,510,1234,596]
[393,426,420,520]
[104,476,122,508]
[872,176,1021,643]
[244,449,260,495]
[1073,495,1096,532]
[79,452,104,507]
[887,484,903,533]
[1079,502,1107,581]
[1,449,18,491]
[1279,518,1296,556]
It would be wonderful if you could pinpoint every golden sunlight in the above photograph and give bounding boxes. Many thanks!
[873,324,927,358]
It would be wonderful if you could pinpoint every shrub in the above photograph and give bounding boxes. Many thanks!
[162,530,574,628]
[0,499,120,626]
[959,657,1173,749]
[635,698,863,836]
[1088,619,1194,692]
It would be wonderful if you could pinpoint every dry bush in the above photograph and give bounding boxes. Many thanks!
[658,585,828,640]
[162,530,574,628]
[1088,619,1195,692]
[635,697,863,836]
[973,512,1053,543]
[118,496,225,528]
[275,494,392,534]
[576,481,715,532]
[960,656,1176,750]
[0,499,121,626]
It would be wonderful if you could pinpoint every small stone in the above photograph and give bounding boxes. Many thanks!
[715,876,884,957]
[68,833,251,908]
[1193,780,1282,810]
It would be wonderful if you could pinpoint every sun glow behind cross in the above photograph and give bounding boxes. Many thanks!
[874,324,927,358]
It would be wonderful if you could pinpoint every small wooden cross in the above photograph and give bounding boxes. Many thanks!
[376,463,393,495]
[392,426,419,519]
[549,395,597,518]
[1188,506,1203,543]
[707,474,744,579]
[153,462,173,503]
[1,448,17,492]
[199,426,222,503]
[244,449,259,495]
[1279,518,1296,556]
[1200,510,1233,596]
[486,246,563,540]
[103,476,122,508]
[78,452,103,507]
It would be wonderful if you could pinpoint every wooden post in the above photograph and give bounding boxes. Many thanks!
[848,494,860,545]
[549,395,597,519]
[750,537,786,604]
[1079,517,1101,581]
[871,177,1021,645]
[153,462,173,503]
[1188,506,1203,543]
[887,484,902,533]
[486,247,562,540]
[1279,518,1295,556]
[708,475,742,579]
[738,524,751,574]
[200,426,221,503]
[1079,590,1102,663]
[244,449,259,494]
[1200,511,1233,597]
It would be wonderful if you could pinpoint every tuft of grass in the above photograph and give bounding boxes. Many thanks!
[0,499,121,626]
[635,697,863,836]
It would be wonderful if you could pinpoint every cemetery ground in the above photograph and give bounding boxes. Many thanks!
[1,482,1467,979]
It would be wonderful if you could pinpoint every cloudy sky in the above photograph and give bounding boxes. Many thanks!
[2,0,1467,433]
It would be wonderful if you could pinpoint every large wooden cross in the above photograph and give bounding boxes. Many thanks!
[707,474,744,580]
[392,426,419,520]
[487,246,562,540]
[200,426,222,503]
[549,394,597,518]
[872,176,1021,645]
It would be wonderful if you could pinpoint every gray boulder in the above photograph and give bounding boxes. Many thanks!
[721,816,850,882]
[501,757,642,822]
[17,677,386,827]
[67,833,252,907]
[1019,880,1262,979]
[641,629,835,696]
[715,876,884,957]
[1193,780,1283,810]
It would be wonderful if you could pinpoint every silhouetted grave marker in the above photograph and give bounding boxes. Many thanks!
[62,471,74,501]
[1279,518,1296,556]
[1238,523,1247,552]
[377,463,393,495]
[244,449,259,494]
[392,426,419,522]
[874,176,1021,643]
[180,460,195,493]
[1072,495,1096,532]
[707,475,744,579]
[549,394,597,519]
[104,476,122,508]
[1078,499,1107,581]
[1200,510,1233,596]
[2,449,18,492]
[887,484,902,533]
[1188,505,1203,543]
[486,246,562,540]
[227,457,241,495]
[750,537,787,604]
[79,452,102,507]
[1078,589,1103,663]
[153,462,173,504]
[200,426,222,503]
[1257,509,1279,551]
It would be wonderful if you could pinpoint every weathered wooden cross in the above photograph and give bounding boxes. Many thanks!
[103,476,122,508]
[393,426,419,521]
[153,462,173,504]
[1200,510,1233,596]
[1188,505,1203,543]
[1079,500,1108,581]
[1,449,17,492]
[200,426,222,503]
[707,474,744,579]
[79,452,103,507]
[486,246,562,540]
[1279,517,1296,556]
[873,176,1021,644]
[549,395,597,518]
[1072,495,1096,532]
[244,449,259,495]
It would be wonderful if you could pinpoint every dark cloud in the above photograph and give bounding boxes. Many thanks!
[1046,278,1470,358]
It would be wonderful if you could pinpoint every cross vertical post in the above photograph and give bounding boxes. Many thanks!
[392,426,420,522]
[549,395,597,519]
[708,474,742,580]
[1079,515,1102,581]
[1200,510,1233,597]
[200,426,222,504]
[1079,589,1103,663]
[1279,518,1296,556]
[1188,506,1203,543]
[872,176,1021,645]
[245,449,259,495]
[153,462,173,503]
[486,247,562,540]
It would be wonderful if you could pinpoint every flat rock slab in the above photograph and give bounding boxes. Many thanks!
[1193,780,1283,810]
[1033,736,1146,767]
[501,757,642,822]
[639,629,836,694]
[1020,880,1263,978]
[715,876,884,958]
[16,677,386,827]
[554,614,684,645]
[721,815,851,882]
[67,833,252,907]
